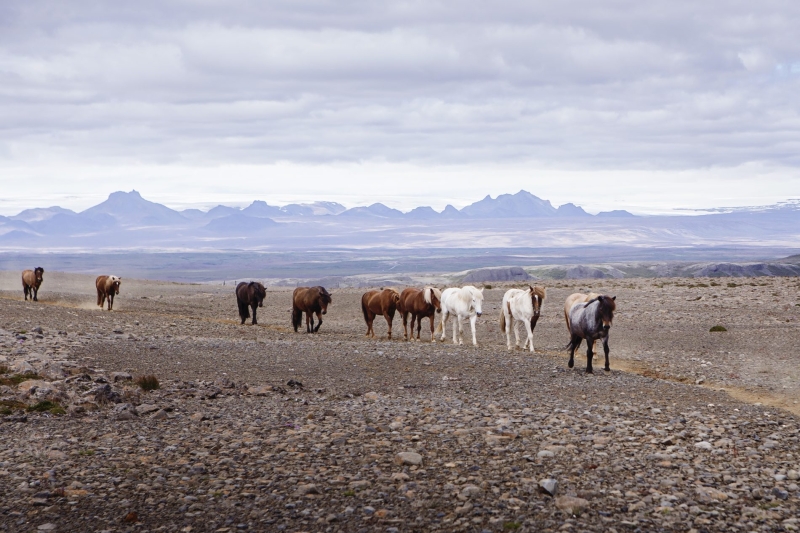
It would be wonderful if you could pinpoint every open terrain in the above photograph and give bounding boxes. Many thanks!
[2,271,800,532]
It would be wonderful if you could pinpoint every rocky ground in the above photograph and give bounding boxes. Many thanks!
[1,271,800,532]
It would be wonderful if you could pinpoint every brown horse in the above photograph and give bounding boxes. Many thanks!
[397,287,442,342]
[236,281,267,325]
[22,267,44,302]
[96,275,122,311]
[292,286,332,333]
[361,288,401,339]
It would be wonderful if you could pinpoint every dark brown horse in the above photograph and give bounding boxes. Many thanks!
[22,267,44,302]
[397,287,442,342]
[361,288,401,339]
[236,281,267,325]
[96,275,122,311]
[566,294,616,373]
[292,286,332,333]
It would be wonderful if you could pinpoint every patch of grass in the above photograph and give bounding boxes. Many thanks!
[0,364,9,374]
[709,325,728,332]
[0,374,43,386]
[503,522,522,531]
[0,407,11,415]
[78,449,95,456]
[26,401,66,415]
[695,282,709,288]
[709,281,719,286]
[343,489,355,497]
[483,284,492,290]
[727,282,738,288]
[135,375,160,391]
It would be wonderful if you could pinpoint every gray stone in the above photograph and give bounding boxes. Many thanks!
[539,479,558,496]
[773,487,789,500]
[111,372,132,382]
[395,451,423,466]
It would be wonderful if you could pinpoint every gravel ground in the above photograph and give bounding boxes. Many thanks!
[2,272,800,532]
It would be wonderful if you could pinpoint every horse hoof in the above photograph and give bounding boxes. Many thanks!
[604,367,610,372]
[586,369,593,374]
[568,361,574,368]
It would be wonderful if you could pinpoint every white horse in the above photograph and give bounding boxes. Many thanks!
[500,286,546,352]
[436,286,484,345]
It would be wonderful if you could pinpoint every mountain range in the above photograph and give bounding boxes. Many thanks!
[0,190,798,254]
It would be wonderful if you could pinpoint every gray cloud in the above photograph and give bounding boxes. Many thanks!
[1,0,800,213]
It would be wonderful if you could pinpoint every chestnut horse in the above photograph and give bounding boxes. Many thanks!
[22,267,44,302]
[361,288,401,339]
[236,281,267,325]
[292,286,332,333]
[397,287,442,342]
[96,275,122,311]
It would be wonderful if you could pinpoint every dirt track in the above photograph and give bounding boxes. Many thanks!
[1,271,800,532]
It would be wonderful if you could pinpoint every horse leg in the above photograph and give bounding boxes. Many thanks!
[251,304,257,325]
[505,313,512,351]
[33,286,38,302]
[568,335,581,368]
[586,339,595,374]
[470,314,478,346]
[513,316,521,350]
[402,311,409,341]
[428,315,435,342]
[525,318,535,353]
[108,293,113,311]
[410,314,417,341]
[24,285,29,301]
[602,335,610,371]
[306,313,312,333]
[439,312,448,342]
[314,311,322,332]
[385,312,393,339]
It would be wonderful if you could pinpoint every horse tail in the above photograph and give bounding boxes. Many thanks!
[291,301,302,331]
[238,299,250,320]
[361,295,370,324]
[499,308,506,332]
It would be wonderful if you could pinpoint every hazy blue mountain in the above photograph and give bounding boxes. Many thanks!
[597,210,636,217]
[242,200,283,218]
[180,209,206,219]
[340,203,404,218]
[282,201,346,216]
[204,214,280,233]
[460,190,558,218]
[440,205,464,218]
[556,203,591,217]
[12,206,76,222]
[205,205,241,219]
[32,213,117,235]
[405,206,440,219]
[82,190,186,225]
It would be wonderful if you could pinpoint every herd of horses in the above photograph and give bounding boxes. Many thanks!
[20,268,616,373]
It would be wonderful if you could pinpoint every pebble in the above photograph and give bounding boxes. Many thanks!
[539,479,558,496]
[395,451,423,466]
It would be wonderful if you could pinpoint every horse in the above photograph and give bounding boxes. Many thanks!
[500,285,546,352]
[96,275,122,311]
[236,281,267,325]
[566,294,616,373]
[22,267,44,302]
[397,287,442,342]
[564,292,599,332]
[361,288,401,339]
[292,286,332,333]
[436,285,484,346]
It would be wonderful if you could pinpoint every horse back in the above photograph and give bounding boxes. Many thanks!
[96,275,109,292]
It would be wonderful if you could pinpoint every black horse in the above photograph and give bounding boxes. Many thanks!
[236,282,267,325]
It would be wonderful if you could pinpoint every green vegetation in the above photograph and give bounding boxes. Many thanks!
[709,325,728,332]
[727,282,738,288]
[503,522,522,531]
[343,490,355,497]
[484,284,492,290]
[0,364,9,374]
[27,401,66,415]
[135,375,160,391]
[0,374,43,387]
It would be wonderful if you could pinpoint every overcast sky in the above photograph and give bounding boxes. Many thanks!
[1,0,799,215]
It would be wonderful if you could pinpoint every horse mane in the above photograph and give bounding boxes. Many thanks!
[529,286,546,300]
[423,286,441,305]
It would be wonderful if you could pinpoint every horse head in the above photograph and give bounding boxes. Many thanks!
[593,295,616,333]
[34,267,44,282]
[529,285,546,317]
[317,286,332,314]
[470,286,484,317]
[426,287,442,313]
[251,282,267,307]
[390,289,401,305]
[112,276,122,295]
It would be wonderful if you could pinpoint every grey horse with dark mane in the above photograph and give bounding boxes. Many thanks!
[566,294,616,373]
